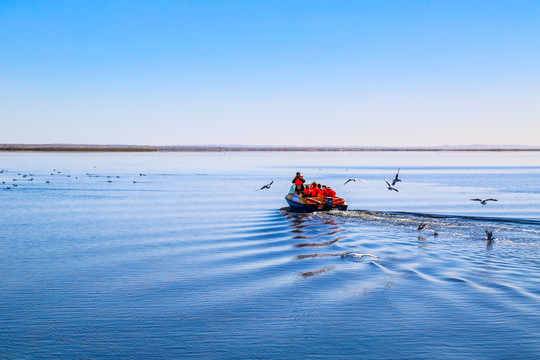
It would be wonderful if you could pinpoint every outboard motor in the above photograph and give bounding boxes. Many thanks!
[323,197,334,211]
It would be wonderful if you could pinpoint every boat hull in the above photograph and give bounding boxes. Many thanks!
[285,193,348,213]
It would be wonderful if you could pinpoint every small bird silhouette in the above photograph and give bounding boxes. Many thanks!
[417,222,431,230]
[344,178,367,185]
[257,180,273,191]
[471,198,498,205]
[391,168,402,186]
[385,179,400,192]
[486,230,494,242]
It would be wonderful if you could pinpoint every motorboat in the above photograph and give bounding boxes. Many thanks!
[284,191,348,213]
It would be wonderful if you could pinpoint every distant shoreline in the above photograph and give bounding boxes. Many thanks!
[1,144,540,152]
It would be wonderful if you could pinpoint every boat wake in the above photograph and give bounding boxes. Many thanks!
[334,209,540,240]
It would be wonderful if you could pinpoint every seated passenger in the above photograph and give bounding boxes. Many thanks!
[303,184,313,197]
[312,184,322,197]
[326,186,336,198]
[321,185,330,197]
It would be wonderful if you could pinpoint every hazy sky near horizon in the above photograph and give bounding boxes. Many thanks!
[1,1,539,146]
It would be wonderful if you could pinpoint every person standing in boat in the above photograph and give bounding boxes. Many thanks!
[292,172,305,194]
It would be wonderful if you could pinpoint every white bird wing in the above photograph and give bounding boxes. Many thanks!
[344,252,380,259]
[345,178,366,185]
[392,168,401,185]
[385,179,391,187]
[470,199,482,202]
[486,198,498,201]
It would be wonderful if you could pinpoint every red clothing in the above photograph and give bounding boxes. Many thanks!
[293,175,305,185]
[327,188,336,197]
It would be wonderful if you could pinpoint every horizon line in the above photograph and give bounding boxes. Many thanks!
[1,144,540,152]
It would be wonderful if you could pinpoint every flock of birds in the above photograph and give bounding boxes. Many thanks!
[257,168,498,205]
[257,168,499,243]
[1,168,147,190]
[4,167,498,244]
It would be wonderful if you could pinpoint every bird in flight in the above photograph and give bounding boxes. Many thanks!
[417,222,431,230]
[344,178,367,185]
[341,252,380,259]
[385,179,400,192]
[257,181,273,191]
[391,168,402,186]
[471,198,498,205]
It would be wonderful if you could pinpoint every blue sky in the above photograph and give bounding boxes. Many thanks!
[1,0,539,146]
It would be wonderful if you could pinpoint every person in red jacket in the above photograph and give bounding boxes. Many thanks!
[321,185,330,197]
[316,184,324,197]
[326,186,336,198]
[292,172,305,194]
[304,183,316,197]
[311,183,322,197]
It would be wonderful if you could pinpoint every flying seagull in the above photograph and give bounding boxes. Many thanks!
[257,180,273,191]
[471,198,498,205]
[344,178,367,185]
[385,179,400,192]
[341,252,380,259]
[391,168,402,186]
[417,222,431,230]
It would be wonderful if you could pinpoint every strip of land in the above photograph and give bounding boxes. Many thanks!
[1,144,540,152]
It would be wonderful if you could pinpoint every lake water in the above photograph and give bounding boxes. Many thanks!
[1,151,540,359]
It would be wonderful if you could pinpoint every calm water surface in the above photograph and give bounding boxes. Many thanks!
[1,151,540,359]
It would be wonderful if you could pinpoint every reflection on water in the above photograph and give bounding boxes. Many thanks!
[296,253,343,260]
[283,211,348,278]
[2,151,540,359]
[284,210,383,279]
[301,266,336,278]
